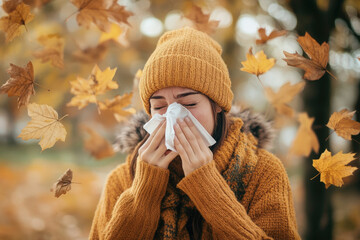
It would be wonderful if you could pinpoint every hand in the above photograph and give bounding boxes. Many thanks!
[138,120,178,169]
[174,117,213,176]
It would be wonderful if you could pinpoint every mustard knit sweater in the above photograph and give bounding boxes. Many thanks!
[89,118,300,239]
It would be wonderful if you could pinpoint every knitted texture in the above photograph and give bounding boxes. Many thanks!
[139,27,233,115]
[89,118,300,239]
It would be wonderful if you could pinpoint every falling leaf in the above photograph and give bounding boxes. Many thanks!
[99,92,135,122]
[184,5,219,34]
[265,82,305,117]
[290,112,319,156]
[99,23,123,44]
[82,125,115,159]
[0,2,34,42]
[283,32,330,80]
[240,48,275,76]
[256,28,287,45]
[0,61,35,108]
[73,41,109,63]
[69,0,133,32]
[32,33,65,69]
[313,149,357,188]
[18,103,67,150]
[50,169,73,198]
[67,65,118,111]
[327,109,360,140]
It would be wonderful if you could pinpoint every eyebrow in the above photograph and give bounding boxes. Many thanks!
[150,91,200,100]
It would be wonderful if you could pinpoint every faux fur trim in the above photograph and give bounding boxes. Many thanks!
[113,108,274,154]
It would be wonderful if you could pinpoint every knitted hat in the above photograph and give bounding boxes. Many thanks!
[139,27,233,115]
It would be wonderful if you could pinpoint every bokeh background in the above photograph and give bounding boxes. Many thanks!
[1,0,360,239]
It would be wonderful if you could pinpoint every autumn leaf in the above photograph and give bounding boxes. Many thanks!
[99,92,135,122]
[265,81,305,117]
[0,2,34,42]
[82,125,114,159]
[184,5,219,35]
[50,169,73,198]
[69,0,133,32]
[240,48,275,77]
[18,103,67,150]
[313,149,357,188]
[256,28,287,45]
[290,112,319,156]
[72,41,110,63]
[283,32,332,81]
[327,109,360,140]
[32,33,65,69]
[67,65,118,112]
[99,23,123,44]
[0,61,35,108]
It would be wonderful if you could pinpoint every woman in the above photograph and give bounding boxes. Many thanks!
[89,27,300,239]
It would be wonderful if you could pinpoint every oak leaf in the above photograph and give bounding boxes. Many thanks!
[327,109,360,140]
[0,2,34,42]
[313,149,357,188]
[99,92,135,122]
[240,48,275,76]
[256,28,287,45]
[184,5,219,35]
[82,125,114,159]
[290,112,319,156]
[32,33,65,69]
[69,0,133,32]
[50,169,73,198]
[283,32,330,80]
[265,81,305,117]
[18,103,67,151]
[0,61,35,108]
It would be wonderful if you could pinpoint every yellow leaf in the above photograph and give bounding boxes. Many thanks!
[327,109,360,140]
[313,149,357,188]
[240,48,275,76]
[82,125,115,160]
[98,92,135,122]
[32,33,65,69]
[99,23,123,43]
[290,113,319,156]
[18,103,67,151]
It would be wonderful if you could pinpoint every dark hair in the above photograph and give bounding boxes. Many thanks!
[129,97,230,238]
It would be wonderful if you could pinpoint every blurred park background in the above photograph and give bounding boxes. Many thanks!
[1,0,360,239]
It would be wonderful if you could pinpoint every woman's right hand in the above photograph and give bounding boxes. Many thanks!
[138,120,178,169]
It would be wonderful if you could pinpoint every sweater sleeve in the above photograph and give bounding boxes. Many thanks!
[89,159,170,240]
[176,151,300,240]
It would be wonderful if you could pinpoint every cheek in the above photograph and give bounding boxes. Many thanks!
[189,108,215,135]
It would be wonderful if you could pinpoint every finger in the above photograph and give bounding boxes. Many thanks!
[163,151,178,166]
[142,120,165,150]
[153,137,167,159]
[180,118,202,154]
[148,120,166,151]
[174,135,190,164]
[184,117,211,152]
[175,124,195,163]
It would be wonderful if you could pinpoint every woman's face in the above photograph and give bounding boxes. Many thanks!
[150,87,221,135]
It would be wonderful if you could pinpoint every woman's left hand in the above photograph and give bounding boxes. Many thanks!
[174,116,213,176]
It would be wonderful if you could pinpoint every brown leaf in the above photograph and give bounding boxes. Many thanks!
[98,92,134,122]
[184,5,219,35]
[256,28,287,45]
[283,32,329,80]
[70,0,133,32]
[50,169,73,198]
[327,109,360,140]
[32,33,65,69]
[0,61,35,108]
[82,125,115,160]
[72,41,109,63]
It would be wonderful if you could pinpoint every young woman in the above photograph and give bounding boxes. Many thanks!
[89,27,300,239]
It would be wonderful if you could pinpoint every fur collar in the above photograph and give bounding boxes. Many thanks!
[113,107,274,154]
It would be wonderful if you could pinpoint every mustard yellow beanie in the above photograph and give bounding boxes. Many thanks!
[139,26,233,115]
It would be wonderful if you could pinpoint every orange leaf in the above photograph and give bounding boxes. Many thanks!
[0,2,34,42]
[0,61,35,108]
[184,5,219,35]
[327,109,360,140]
[72,41,110,63]
[50,169,73,198]
[240,48,275,76]
[290,112,319,156]
[32,33,65,69]
[313,149,357,188]
[256,28,287,45]
[283,32,330,80]
[82,125,115,160]
[98,92,135,122]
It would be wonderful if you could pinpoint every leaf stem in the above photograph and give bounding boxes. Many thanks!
[256,75,265,89]
[326,69,337,81]
[71,181,81,184]
[352,137,360,145]
[325,130,334,141]
[59,114,69,121]
[65,10,78,22]
[310,172,320,180]
[34,82,51,91]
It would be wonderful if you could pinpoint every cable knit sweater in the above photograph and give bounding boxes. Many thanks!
[89,113,300,239]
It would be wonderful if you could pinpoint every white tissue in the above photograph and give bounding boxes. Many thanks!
[143,102,216,152]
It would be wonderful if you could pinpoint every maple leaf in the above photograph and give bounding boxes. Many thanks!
[256,28,287,45]
[69,0,133,32]
[283,32,333,81]
[82,125,115,159]
[18,103,67,151]
[0,61,35,108]
[67,65,118,112]
[184,5,219,35]
[99,92,135,122]
[32,33,65,69]
[0,2,34,42]
[50,169,73,198]
[99,23,123,44]
[240,48,275,77]
[313,149,357,188]
[327,109,360,140]
[265,81,305,117]
[290,112,319,156]
[72,41,110,63]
